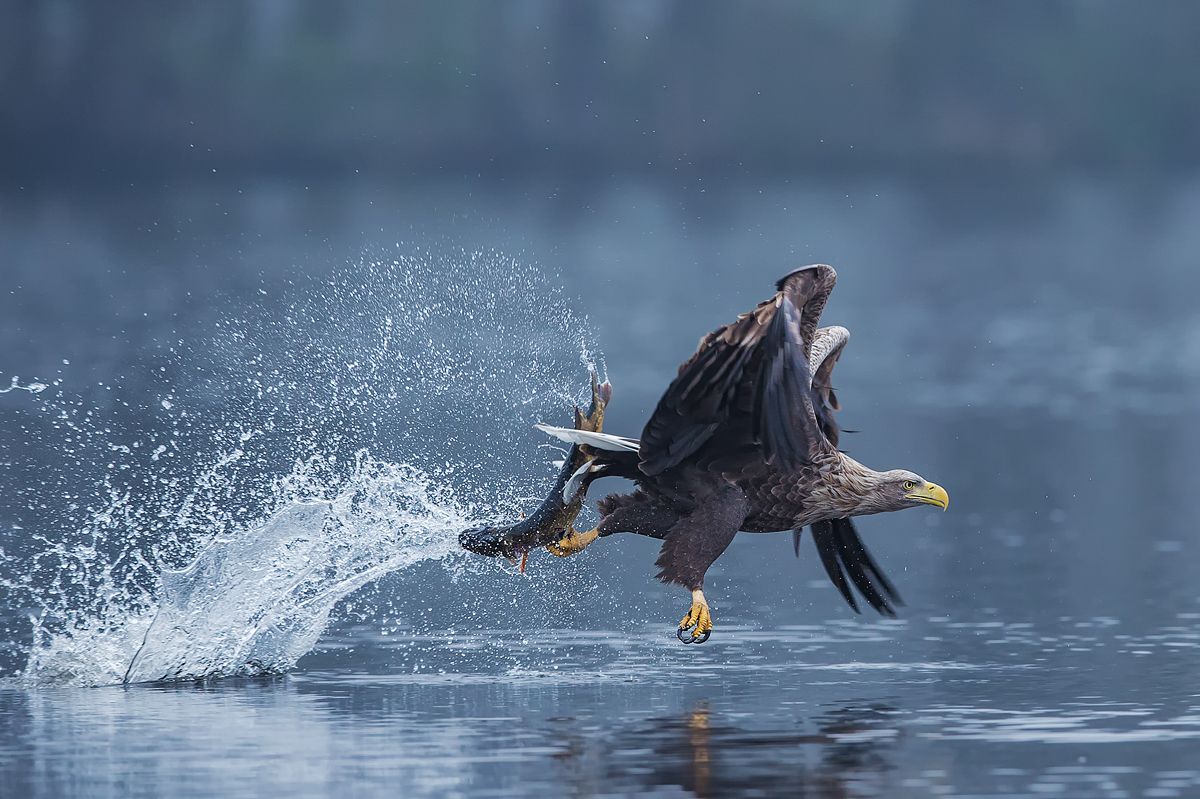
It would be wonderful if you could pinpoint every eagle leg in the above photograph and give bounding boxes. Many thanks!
[678,589,712,644]
[657,482,746,644]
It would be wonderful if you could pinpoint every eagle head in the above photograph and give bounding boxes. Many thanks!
[858,469,949,514]
[828,457,949,518]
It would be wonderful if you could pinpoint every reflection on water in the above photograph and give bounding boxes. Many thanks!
[577,703,901,798]
[5,612,1186,797]
[3,615,1200,799]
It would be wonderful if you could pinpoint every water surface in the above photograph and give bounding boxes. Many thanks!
[2,176,1199,796]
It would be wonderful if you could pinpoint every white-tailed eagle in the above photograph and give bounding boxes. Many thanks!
[461,265,947,643]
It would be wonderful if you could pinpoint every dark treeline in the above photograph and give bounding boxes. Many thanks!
[2,0,1199,181]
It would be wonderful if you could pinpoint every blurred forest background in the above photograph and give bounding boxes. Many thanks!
[2,0,1198,180]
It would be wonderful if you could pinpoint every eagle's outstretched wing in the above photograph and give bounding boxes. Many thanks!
[638,264,841,476]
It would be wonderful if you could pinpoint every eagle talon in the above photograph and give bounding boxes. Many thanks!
[546,527,599,557]
[677,590,713,644]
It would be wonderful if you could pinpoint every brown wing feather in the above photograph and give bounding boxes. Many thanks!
[638,310,767,475]
[639,265,840,477]
[775,265,837,363]
[753,290,820,470]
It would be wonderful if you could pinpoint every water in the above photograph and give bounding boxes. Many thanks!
[3,615,1199,796]
[2,175,1199,796]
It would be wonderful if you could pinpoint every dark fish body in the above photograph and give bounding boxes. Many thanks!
[458,376,611,560]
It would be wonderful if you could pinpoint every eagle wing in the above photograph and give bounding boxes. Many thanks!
[639,265,840,476]
[808,325,849,449]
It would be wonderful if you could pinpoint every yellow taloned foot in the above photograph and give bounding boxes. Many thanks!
[677,589,713,644]
[545,527,599,557]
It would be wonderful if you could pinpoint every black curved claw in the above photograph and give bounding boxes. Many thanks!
[692,628,711,644]
[677,625,711,644]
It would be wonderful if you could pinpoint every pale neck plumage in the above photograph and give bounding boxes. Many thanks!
[806,452,896,519]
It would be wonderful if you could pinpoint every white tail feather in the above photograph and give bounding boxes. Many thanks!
[534,424,640,452]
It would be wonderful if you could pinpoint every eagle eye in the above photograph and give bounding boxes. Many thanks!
[902,480,916,491]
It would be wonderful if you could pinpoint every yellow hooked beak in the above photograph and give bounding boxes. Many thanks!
[907,481,949,510]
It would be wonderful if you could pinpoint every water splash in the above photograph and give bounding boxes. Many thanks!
[1,250,596,686]
[24,457,468,686]
[0,377,47,395]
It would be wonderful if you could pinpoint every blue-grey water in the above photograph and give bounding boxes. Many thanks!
[2,176,1200,797]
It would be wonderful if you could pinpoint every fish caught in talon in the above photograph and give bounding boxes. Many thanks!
[461,266,948,643]
[458,371,612,560]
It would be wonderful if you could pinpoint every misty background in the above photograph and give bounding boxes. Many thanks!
[5,2,1200,175]
[4,1,1200,400]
